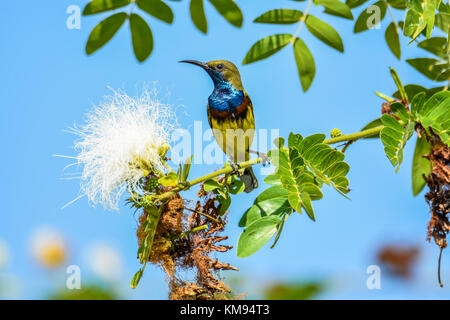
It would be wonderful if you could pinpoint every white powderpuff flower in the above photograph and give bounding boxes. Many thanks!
[87,244,123,281]
[67,87,176,210]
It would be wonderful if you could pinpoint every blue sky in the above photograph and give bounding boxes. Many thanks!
[0,0,448,299]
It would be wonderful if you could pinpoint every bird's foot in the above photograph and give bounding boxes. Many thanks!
[250,150,270,166]
[230,162,242,176]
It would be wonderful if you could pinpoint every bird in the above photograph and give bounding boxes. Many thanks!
[180,59,260,193]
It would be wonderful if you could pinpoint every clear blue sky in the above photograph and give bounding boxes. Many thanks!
[0,0,448,299]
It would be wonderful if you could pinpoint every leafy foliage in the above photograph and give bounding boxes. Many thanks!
[85,12,128,55]
[403,0,439,41]
[254,9,304,24]
[209,0,244,28]
[293,38,316,91]
[237,133,350,257]
[242,34,293,64]
[319,0,354,19]
[83,0,131,15]
[415,91,450,146]
[353,1,387,33]
[83,0,242,61]
[380,112,415,172]
[407,58,450,82]
[129,14,154,62]
[237,216,282,257]
[77,0,450,292]
[412,136,432,195]
[305,15,344,52]
[137,0,174,24]
[239,185,292,227]
[190,0,208,33]
[244,0,351,92]
[385,22,401,59]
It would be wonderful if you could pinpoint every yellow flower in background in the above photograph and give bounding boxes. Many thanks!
[60,87,177,210]
[31,228,67,269]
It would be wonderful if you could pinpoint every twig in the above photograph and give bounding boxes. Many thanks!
[439,246,444,287]
[184,206,221,225]
[292,0,313,42]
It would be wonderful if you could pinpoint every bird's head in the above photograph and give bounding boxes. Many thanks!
[179,59,243,90]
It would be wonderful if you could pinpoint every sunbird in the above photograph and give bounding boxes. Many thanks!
[180,59,261,193]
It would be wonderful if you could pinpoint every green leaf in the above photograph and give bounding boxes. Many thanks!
[412,137,432,196]
[190,0,207,34]
[83,0,131,15]
[406,0,438,41]
[269,148,321,220]
[264,174,282,185]
[86,12,127,55]
[346,0,368,9]
[390,102,412,122]
[180,155,193,183]
[390,67,407,101]
[354,1,386,33]
[305,15,344,52]
[406,58,450,82]
[218,193,231,215]
[410,91,427,116]
[229,179,245,194]
[136,0,174,24]
[288,133,351,197]
[403,0,423,37]
[403,8,421,37]
[387,0,407,10]
[139,204,162,263]
[318,0,353,20]
[423,0,438,39]
[380,114,415,171]
[209,0,243,27]
[416,91,450,146]
[417,37,448,59]
[238,186,292,227]
[427,86,447,97]
[130,269,143,289]
[243,34,293,65]
[253,186,291,213]
[158,171,178,186]
[274,137,286,148]
[237,216,281,257]
[435,12,450,33]
[254,9,303,24]
[203,179,222,191]
[129,14,154,62]
[393,84,427,101]
[385,22,401,59]
[270,217,286,249]
[293,38,316,92]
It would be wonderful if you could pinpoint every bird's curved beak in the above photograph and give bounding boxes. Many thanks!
[179,60,208,70]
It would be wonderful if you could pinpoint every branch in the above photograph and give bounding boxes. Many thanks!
[148,125,384,203]
[145,158,262,203]
[324,125,384,144]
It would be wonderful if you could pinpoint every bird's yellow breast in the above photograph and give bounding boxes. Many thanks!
[207,95,255,163]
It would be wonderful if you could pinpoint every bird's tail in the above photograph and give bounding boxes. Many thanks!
[240,167,258,193]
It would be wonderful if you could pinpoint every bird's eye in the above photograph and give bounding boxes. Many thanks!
[216,64,224,70]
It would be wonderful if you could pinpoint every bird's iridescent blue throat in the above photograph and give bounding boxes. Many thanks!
[208,79,244,112]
